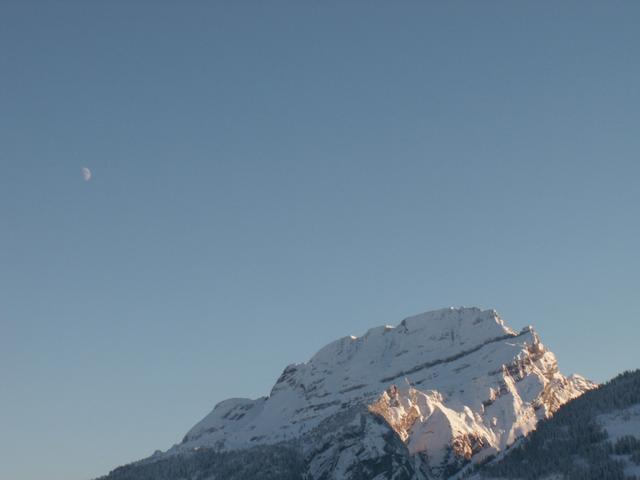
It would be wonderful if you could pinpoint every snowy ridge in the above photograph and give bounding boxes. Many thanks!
[168,307,595,478]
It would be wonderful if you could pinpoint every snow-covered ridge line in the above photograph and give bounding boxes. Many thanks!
[168,306,594,479]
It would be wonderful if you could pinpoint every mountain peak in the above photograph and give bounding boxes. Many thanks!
[397,306,515,335]
[310,306,513,368]
[167,307,594,479]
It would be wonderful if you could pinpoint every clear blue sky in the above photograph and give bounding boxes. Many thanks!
[1,2,639,479]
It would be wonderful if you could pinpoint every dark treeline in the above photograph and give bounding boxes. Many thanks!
[96,444,304,480]
[476,369,640,480]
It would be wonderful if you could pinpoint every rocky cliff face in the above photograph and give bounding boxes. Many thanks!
[166,307,595,478]
[473,369,640,480]
[100,307,595,480]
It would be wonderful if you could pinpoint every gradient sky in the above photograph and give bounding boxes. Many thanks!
[2,2,639,480]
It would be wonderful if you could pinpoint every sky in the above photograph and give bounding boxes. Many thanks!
[1,1,639,479]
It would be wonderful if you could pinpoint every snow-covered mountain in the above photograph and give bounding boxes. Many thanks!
[99,307,595,480]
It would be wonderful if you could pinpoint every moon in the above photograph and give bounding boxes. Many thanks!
[81,167,92,182]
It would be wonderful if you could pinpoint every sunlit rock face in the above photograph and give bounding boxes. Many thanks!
[168,307,595,479]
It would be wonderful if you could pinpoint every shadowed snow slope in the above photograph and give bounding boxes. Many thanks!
[164,307,594,478]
